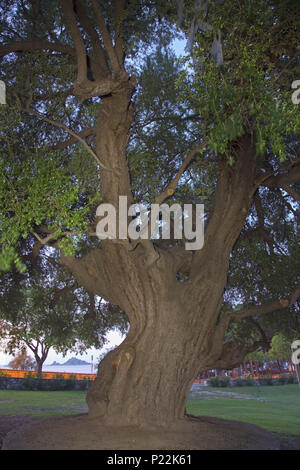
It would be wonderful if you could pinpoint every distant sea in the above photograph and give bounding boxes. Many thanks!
[44,364,96,374]
[0,364,96,374]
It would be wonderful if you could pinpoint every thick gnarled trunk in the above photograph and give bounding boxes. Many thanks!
[86,282,223,427]
[87,313,192,426]
[61,89,259,428]
[78,239,240,427]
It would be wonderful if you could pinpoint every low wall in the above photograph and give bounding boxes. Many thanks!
[0,369,96,391]
[0,368,96,381]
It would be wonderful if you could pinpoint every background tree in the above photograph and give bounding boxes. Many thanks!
[245,333,296,374]
[0,255,128,375]
[0,0,299,433]
[268,333,294,364]
[267,333,300,385]
[7,349,35,370]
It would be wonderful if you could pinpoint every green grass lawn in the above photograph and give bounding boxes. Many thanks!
[0,385,299,437]
[187,384,300,437]
[0,390,88,417]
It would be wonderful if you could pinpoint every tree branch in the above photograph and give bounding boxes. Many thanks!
[281,184,300,202]
[74,0,109,80]
[91,0,122,74]
[0,40,76,58]
[254,191,285,255]
[275,188,298,216]
[71,75,128,100]
[0,38,106,101]
[206,340,271,371]
[222,282,300,332]
[155,142,207,204]
[59,0,88,83]
[32,232,57,246]
[50,283,77,308]
[114,0,126,66]
[246,317,270,346]
[58,0,119,100]
[44,127,96,152]
[210,281,300,365]
[256,156,300,185]
[32,230,97,248]
[23,108,120,174]
[261,164,300,191]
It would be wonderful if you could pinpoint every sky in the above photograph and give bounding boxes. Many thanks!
[172,37,186,56]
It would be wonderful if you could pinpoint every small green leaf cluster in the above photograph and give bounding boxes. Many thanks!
[178,0,300,161]
[0,106,92,271]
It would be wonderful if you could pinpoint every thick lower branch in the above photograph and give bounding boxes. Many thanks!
[191,134,258,279]
[262,165,300,189]
[59,0,88,83]
[0,40,76,58]
[202,340,271,372]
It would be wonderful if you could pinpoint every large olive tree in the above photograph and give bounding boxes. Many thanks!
[0,0,299,428]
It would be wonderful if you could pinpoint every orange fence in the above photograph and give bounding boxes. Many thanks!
[1,369,289,384]
[0,368,96,381]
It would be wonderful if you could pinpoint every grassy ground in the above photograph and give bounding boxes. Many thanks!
[187,384,300,437]
[0,390,88,417]
[0,384,299,436]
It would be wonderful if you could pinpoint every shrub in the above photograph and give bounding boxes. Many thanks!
[233,377,244,387]
[258,376,273,386]
[278,374,288,385]
[208,376,230,387]
[0,371,9,389]
[208,376,220,387]
[287,374,296,384]
[63,377,76,390]
[22,371,37,390]
[0,373,93,390]
[75,379,91,390]
[219,377,230,387]
[244,376,254,386]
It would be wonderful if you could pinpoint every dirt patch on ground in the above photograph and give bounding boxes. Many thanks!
[0,416,40,450]
[0,413,280,450]
[1,414,299,450]
[276,434,300,450]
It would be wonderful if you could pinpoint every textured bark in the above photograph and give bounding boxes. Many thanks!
[54,2,296,425]
[94,80,136,206]
[83,257,234,427]
[87,300,194,426]
[61,117,262,426]
[60,101,300,426]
